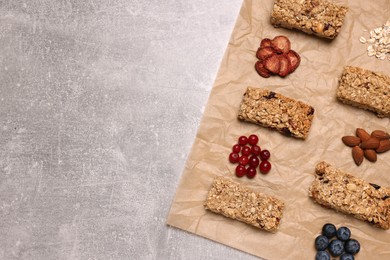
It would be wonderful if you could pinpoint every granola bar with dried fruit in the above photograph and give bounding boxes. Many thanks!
[309,161,390,230]
[237,87,315,139]
[336,66,390,118]
[204,176,284,232]
[270,0,348,39]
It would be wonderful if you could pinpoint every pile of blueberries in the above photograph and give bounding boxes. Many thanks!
[315,223,360,260]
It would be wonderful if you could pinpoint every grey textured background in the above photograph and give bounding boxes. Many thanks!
[0,1,262,259]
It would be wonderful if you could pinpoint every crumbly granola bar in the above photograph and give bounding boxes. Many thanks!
[336,66,390,118]
[309,161,390,229]
[204,176,285,232]
[270,0,348,39]
[237,87,315,139]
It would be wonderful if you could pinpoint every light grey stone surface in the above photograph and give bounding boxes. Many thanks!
[0,1,260,259]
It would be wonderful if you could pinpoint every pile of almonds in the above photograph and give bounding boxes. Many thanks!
[255,35,301,78]
[342,128,390,166]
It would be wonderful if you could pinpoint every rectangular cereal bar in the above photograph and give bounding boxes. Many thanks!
[336,66,390,118]
[204,176,285,232]
[237,87,315,139]
[270,0,348,39]
[309,161,390,229]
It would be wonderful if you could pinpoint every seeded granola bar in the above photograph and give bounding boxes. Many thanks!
[204,176,285,232]
[309,161,390,229]
[237,87,315,139]
[270,0,348,39]
[336,66,390,118]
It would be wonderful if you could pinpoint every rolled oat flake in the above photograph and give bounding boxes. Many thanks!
[360,20,390,61]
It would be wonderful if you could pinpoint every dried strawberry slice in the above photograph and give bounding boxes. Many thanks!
[271,35,291,54]
[277,55,291,77]
[285,50,301,73]
[263,55,280,74]
[260,38,272,49]
[255,60,271,78]
[256,47,275,61]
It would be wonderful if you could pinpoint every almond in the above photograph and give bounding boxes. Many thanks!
[371,130,390,140]
[356,128,370,141]
[360,137,380,149]
[364,149,377,162]
[342,136,361,147]
[376,139,390,153]
[352,146,364,166]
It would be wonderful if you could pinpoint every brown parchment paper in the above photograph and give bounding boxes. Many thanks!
[167,0,390,259]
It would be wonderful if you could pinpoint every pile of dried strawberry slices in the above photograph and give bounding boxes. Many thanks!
[255,35,301,78]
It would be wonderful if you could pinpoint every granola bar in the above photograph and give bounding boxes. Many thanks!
[204,176,285,232]
[309,161,390,229]
[336,66,390,118]
[270,0,348,39]
[237,87,315,139]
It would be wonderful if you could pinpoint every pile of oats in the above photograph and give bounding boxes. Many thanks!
[360,20,390,61]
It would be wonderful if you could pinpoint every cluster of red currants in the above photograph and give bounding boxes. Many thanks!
[228,134,272,178]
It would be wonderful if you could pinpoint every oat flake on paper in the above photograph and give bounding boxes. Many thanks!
[360,20,390,61]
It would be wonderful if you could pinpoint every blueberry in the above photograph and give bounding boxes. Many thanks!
[340,253,355,260]
[315,235,329,251]
[336,226,351,241]
[315,250,331,260]
[328,239,345,257]
[322,223,337,238]
[345,239,360,255]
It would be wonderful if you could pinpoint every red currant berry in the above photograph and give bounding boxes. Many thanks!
[238,155,249,166]
[229,152,239,163]
[241,146,251,156]
[260,149,271,161]
[246,166,257,179]
[249,155,260,167]
[235,165,246,177]
[238,136,248,146]
[232,144,241,153]
[259,160,271,174]
[251,145,261,155]
[248,134,259,145]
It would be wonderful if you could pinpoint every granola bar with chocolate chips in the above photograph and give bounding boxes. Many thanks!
[204,176,285,232]
[237,87,315,139]
[336,66,390,118]
[270,0,348,39]
[309,161,390,229]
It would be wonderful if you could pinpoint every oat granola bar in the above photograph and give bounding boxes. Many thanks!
[270,0,348,39]
[337,66,390,118]
[204,176,285,232]
[237,87,314,139]
[309,161,390,229]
